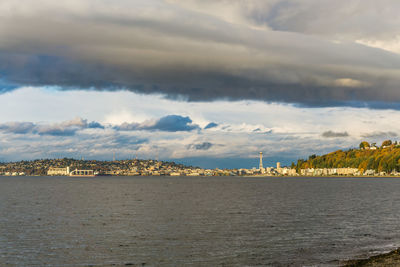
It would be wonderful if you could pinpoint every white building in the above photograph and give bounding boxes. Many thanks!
[47,167,70,176]
[300,167,359,176]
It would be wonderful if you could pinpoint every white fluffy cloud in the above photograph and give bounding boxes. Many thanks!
[1,87,400,167]
[2,1,400,167]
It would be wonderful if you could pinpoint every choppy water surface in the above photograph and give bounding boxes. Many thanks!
[1,176,400,266]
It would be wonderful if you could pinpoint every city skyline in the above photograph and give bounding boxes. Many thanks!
[1,1,400,168]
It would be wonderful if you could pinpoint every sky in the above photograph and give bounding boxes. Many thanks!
[1,0,400,168]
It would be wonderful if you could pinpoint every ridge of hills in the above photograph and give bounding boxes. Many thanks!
[296,140,400,173]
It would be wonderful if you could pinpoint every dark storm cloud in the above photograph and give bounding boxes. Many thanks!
[0,118,104,136]
[1,0,400,107]
[0,122,36,134]
[115,115,200,132]
[147,115,200,132]
[187,142,214,150]
[256,0,400,40]
[322,131,349,138]
[88,121,105,129]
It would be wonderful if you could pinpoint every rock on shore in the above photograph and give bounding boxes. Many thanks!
[342,248,400,266]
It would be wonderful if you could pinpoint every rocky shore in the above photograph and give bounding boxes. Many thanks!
[342,248,400,266]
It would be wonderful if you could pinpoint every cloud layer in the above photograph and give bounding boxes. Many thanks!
[2,87,400,168]
[115,115,200,132]
[0,115,202,136]
[1,0,400,106]
[0,118,103,136]
[322,131,349,138]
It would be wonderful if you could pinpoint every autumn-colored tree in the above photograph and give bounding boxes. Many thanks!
[296,141,400,173]
[381,140,392,147]
[359,141,370,149]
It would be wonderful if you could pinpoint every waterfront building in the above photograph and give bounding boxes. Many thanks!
[300,167,359,176]
[288,168,297,176]
[47,167,70,176]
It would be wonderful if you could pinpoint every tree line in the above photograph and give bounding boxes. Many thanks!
[295,140,400,173]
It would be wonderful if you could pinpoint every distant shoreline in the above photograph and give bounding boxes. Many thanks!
[245,175,400,178]
[3,174,400,178]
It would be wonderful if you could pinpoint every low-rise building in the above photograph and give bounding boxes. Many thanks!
[47,167,70,176]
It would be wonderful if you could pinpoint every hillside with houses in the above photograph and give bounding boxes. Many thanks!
[296,140,400,175]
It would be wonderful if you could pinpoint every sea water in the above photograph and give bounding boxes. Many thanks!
[1,176,400,266]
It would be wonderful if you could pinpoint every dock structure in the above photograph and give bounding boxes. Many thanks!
[69,169,95,177]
